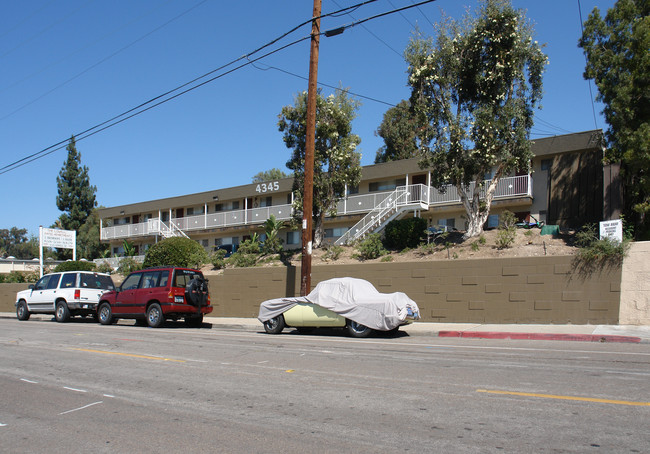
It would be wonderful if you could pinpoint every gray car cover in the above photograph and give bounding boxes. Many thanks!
[257,277,420,331]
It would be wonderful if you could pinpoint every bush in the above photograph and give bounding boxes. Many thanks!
[572,224,630,276]
[227,238,260,268]
[143,237,208,268]
[384,217,428,250]
[353,234,387,261]
[210,249,228,270]
[0,271,27,283]
[117,257,142,275]
[54,260,97,272]
[95,262,114,274]
[322,244,343,261]
[496,210,517,249]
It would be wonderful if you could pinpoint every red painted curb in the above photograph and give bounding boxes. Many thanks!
[437,331,641,343]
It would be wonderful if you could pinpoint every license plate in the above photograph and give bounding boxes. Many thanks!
[175,296,184,303]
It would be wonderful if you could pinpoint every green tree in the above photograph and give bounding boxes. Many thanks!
[374,100,420,163]
[0,227,40,259]
[278,88,362,247]
[77,208,109,260]
[262,214,284,254]
[579,0,650,239]
[252,168,290,183]
[406,0,547,238]
[56,136,97,232]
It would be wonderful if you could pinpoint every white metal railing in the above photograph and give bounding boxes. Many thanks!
[100,175,531,241]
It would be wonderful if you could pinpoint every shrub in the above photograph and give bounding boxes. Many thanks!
[572,224,630,276]
[322,244,343,262]
[381,255,394,262]
[210,249,228,269]
[227,238,260,268]
[95,262,114,274]
[0,271,28,283]
[117,257,142,275]
[471,242,480,252]
[496,210,517,249]
[353,234,387,261]
[54,260,96,272]
[384,217,428,250]
[143,237,208,268]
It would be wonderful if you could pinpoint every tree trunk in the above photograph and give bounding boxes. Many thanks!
[313,214,325,248]
[459,170,503,239]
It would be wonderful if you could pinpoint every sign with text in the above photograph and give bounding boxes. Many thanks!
[40,227,76,249]
[599,219,623,243]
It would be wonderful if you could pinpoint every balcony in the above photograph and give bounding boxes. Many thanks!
[100,175,532,241]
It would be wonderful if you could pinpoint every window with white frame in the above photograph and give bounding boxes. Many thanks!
[324,227,349,238]
[286,231,299,245]
[368,179,406,192]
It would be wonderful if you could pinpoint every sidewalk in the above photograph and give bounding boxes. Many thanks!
[3,312,648,343]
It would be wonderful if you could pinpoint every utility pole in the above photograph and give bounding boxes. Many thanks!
[301,0,321,296]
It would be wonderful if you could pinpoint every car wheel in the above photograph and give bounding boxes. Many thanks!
[146,303,164,328]
[55,301,71,323]
[16,300,30,321]
[184,314,203,328]
[347,320,373,338]
[263,314,285,334]
[98,303,113,325]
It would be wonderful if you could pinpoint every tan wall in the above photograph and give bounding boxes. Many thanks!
[206,255,621,324]
[1,255,623,324]
[619,241,650,325]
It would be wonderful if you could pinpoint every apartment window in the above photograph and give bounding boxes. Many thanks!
[368,179,406,192]
[260,196,272,207]
[161,212,170,222]
[232,201,240,210]
[347,186,359,195]
[286,231,299,245]
[324,227,349,238]
[541,159,552,171]
[201,239,209,247]
[487,214,499,229]
[186,207,205,216]
[438,218,455,228]
[114,217,130,225]
[214,204,223,212]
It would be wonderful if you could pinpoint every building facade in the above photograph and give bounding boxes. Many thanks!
[98,130,619,257]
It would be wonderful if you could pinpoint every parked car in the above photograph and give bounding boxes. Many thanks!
[258,277,420,337]
[15,271,116,322]
[96,266,212,328]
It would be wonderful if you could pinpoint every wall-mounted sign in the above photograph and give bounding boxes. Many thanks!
[599,219,623,243]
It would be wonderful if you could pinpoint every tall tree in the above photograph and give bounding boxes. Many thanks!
[77,208,109,260]
[251,168,289,183]
[579,0,650,239]
[374,100,420,163]
[56,136,97,232]
[278,88,362,247]
[407,0,546,238]
[0,227,39,259]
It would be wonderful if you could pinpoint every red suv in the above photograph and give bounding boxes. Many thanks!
[97,267,212,328]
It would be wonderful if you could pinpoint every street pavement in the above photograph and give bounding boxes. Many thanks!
[6,312,647,343]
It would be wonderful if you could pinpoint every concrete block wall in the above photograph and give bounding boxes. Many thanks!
[207,255,622,324]
[619,241,650,324]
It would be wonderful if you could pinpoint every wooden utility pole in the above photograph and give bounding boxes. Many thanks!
[301,0,321,296]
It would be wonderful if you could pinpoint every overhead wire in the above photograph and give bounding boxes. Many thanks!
[1,0,391,175]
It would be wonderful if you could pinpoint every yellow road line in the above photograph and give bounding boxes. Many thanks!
[477,389,650,407]
[73,348,185,363]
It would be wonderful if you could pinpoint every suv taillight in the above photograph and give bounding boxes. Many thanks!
[74,289,80,300]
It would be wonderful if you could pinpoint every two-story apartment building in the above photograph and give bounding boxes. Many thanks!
[98,130,620,257]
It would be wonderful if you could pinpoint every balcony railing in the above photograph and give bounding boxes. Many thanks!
[101,175,532,241]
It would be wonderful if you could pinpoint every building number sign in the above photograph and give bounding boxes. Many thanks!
[255,181,280,193]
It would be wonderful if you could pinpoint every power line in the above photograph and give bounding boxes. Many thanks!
[1,0,435,176]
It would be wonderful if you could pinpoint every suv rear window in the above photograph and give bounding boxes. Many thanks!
[80,273,115,290]
[173,269,204,288]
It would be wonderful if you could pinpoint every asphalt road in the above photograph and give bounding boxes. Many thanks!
[1,318,649,453]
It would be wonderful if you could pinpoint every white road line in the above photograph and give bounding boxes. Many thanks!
[63,387,87,393]
[20,378,38,384]
[0,423,6,427]
[59,401,103,415]
[103,394,115,398]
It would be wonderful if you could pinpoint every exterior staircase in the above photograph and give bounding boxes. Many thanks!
[335,184,428,246]
[147,219,190,239]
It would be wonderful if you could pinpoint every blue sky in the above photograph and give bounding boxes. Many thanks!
[0,0,615,237]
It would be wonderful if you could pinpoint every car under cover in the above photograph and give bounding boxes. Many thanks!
[258,277,420,331]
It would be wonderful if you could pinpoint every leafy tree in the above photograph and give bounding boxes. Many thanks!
[143,237,208,269]
[278,88,362,247]
[579,0,650,239]
[406,0,547,238]
[77,208,109,260]
[262,214,284,254]
[252,168,289,183]
[375,100,420,163]
[56,136,97,232]
[0,227,39,259]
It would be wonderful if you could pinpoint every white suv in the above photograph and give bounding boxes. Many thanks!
[15,271,116,322]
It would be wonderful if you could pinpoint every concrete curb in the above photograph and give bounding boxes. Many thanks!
[437,331,643,343]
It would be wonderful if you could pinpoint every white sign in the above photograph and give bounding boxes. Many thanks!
[41,227,76,249]
[599,219,623,243]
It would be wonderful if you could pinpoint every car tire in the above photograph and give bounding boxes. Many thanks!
[16,300,30,321]
[55,301,71,323]
[98,303,113,325]
[184,314,203,328]
[263,314,285,334]
[347,320,373,338]
[146,303,164,328]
